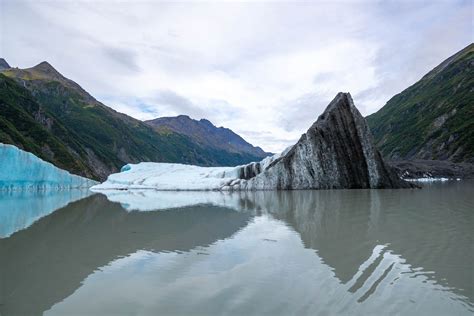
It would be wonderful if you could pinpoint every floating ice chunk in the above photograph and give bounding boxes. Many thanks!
[404,177,450,182]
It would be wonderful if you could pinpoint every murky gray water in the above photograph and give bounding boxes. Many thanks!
[0,181,473,315]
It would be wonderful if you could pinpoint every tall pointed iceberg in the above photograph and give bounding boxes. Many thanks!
[238,93,411,189]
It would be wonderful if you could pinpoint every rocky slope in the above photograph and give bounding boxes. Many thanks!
[94,93,411,191]
[0,60,270,180]
[367,43,474,163]
[0,73,96,177]
[146,115,270,159]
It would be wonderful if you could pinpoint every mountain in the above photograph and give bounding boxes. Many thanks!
[0,60,268,180]
[146,115,271,159]
[367,43,474,163]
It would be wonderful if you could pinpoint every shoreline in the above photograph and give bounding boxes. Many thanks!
[388,159,474,181]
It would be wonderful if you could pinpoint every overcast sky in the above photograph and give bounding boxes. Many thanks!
[1,0,472,152]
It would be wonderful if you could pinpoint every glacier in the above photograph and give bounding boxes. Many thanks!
[0,143,97,191]
[92,93,411,192]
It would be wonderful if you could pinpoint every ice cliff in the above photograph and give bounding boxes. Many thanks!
[92,93,412,191]
[0,143,97,190]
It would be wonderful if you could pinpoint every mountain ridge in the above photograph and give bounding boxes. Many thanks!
[146,115,271,159]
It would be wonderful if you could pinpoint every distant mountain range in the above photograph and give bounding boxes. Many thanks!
[146,115,270,158]
[367,43,473,163]
[0,60,269,180]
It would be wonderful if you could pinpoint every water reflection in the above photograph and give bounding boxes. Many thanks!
[254,186,473,312]
[0,194,252,315]
[0,181,472,315]
[259,187,473,302]
[0,189,91,238]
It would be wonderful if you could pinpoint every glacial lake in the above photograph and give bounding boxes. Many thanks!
[0,181,473,315]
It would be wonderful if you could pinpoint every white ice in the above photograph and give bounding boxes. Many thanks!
[404,177,451,182]
[91,163,242,191]
[91,146,292,192]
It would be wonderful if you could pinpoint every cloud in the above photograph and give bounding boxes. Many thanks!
[102,46,140,72]
[99,90,242,127]
[278,92,330,133]
[153,90,196,114]
[1,0,471,152]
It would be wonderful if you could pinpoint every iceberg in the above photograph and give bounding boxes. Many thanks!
[92,93,412,191]
[0,143,97,191]
[91,145,295,191]
[91,162,247,191]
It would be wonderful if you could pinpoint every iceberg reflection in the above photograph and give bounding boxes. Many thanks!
[99,189,249,212]
[0,189,92,238]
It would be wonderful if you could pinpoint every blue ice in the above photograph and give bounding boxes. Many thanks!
[0,143,97,191]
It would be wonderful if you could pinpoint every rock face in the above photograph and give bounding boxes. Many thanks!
[236,93,412,189]
[93,93,412,191]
